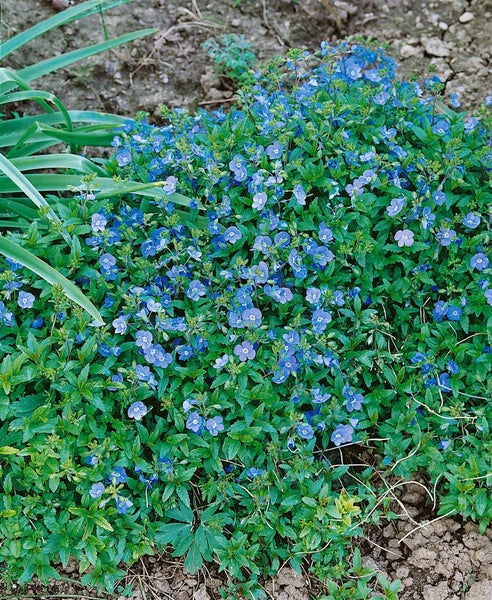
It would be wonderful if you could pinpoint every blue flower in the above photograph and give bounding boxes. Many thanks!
[91,213,107,232]
[266,142,283,159]
[186,280,207,301]
[242,307,262,327]
[205,416,224,436]
[29,316,43,329]
[312,388,331,404]
[306,287,321,305]
[470,253,489,271]
[446,305,463,321]
[245,467,263,478]
[449,93,460,107]
[163,175,177,194]
[115,496,133,514]
[253,235,272,253]
[343,385,365,412]
[18,291,35,309]
[128,401,148,420]
[296,423,314,440]
[431,119,450,136]
[228,311,245,328]
[436,228,457,246]
[312,309,332,333]
[89,482,105,498]
[331,290,345,306]
[273,231,290,248]
[229,154,248,182]
[421,206,436,230]
[252,192,268,210]
[177,345,194,361]
[311,245,335,267]
[186,411,203,433]
[432,190,447,206]
[116,148,132,167]
[386,197,406,217]
[224,226,242,243]
[446,361,459,374]
[99,252,117,271]
[213,354,229,369]
[432,300,448,322]
[85,454,98,466]
[293,184,307,205]
[112,316,128,334]
[436,372,451,392]
[106,466,128,484]
[136,365,156,387]
[288,249,307,280]
[234,341,256,362]
[462,212,480,229]
[318,222,334,243]
[135,330,153,351]
[331,424,354,446]
[158,456,174,475]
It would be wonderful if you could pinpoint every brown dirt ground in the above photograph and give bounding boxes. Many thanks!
[0,0,491,598]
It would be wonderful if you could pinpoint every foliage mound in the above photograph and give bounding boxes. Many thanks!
[0,42,491,597]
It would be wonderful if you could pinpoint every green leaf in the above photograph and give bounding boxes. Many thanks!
[18,30,157,83]
[94,515,114,532]
[0,236,103,324]
[155,522,192,546]
[184,540,204,573]
[0,445,20,455]
[0,0,136,60]
[0,153,59,224]
[475,489,488,517]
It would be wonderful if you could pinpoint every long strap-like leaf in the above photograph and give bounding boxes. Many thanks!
[18,29,157,83]
[0,0,134,60]
[0,236,103,325]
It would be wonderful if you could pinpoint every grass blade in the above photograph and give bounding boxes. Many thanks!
[18,29,157,83]
[0,236,103,324]
[0,0,134,59]
[0,154,57,219]
[0,174,198,210]
[0,110,127,150]
[10,155,106,176]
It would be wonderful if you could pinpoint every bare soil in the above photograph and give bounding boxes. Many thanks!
[1,0,491,598]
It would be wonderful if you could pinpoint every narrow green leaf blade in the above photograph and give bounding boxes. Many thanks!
[0,236,103,324]
[0,0,134,59]
[0,153,54,215]
[18,29,157,83]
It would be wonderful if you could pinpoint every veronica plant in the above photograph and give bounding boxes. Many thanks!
[0,41,490,596]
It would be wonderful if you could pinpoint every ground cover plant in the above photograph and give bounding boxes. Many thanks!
[0,0,156,322]
[0,39,491,598]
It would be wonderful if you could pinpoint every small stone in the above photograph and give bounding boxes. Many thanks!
[459,11,474,23]
[230,18,241,27]
[52,0,70,10]
[193,585,211,600]
[438,21,448,30]
[466,580,492,600]
[400,43,421,58]
[276,566,307,589]
[421,37,452,57]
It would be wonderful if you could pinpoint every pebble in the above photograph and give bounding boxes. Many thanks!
[421,36,451,57]
[459,11,474,23]
[52,0,70,9]
[230,18,240,27]
[400,43,420,58]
